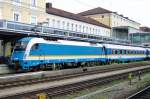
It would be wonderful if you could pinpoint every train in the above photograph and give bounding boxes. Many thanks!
[10,37,150,71]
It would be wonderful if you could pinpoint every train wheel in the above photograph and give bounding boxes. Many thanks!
[40,64,45,70]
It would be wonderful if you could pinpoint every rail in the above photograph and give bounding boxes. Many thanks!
[126,85,150,99]
[0,62,149,89]
[1,65,150,99]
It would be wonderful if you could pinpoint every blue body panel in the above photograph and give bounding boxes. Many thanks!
[11,51,24,61]
[30,43,103,55]
[24,43,105,69]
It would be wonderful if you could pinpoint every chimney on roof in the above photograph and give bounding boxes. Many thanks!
[46,3,52,9]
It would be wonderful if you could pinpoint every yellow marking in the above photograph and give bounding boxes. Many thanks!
[26,54,146,60]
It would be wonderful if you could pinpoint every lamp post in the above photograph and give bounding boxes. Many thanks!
[31,21,48,37]
[37,21,49,34]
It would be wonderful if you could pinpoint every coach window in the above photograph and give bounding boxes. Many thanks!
[110,49,112,54]
[129,51,131,54]
[135,51,137,54]
[123,50,124,54]
[115,50,117,54]
[124,50,126,54]
[122,50,124,54]
[120,50,122,54]
[128,51,130,54]
[113,49,115,54]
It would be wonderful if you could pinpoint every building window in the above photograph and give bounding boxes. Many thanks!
[79,25,81,32]
[75,24,77,31]
[96,29,98,34]
[13,12,20,22]
[86,27,88,33]
[52,19,55,27]
[0,9,2,19]
[83,26,85,32]
[67,22,69,30]
[93,28,94,34]
[102,15,104,18]
[98,29,100,35]
[31,0,36,7]
[13,0,21,3]
[89,28,91,34]
[46,18,50,26]
[57,20,60,28]
[30,16,37,25]
[62,21,65,29]
[71,23,74,31]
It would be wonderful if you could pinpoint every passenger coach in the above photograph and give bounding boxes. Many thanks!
[103,44,147,63]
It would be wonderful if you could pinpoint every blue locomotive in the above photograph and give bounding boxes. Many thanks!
[11,37,149,71]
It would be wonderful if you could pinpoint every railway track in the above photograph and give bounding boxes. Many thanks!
[2,65,150,99]
[0,62,149,89]
[126,85,150,99]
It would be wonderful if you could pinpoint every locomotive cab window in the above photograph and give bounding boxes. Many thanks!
[14,42,28,51]
[31,43,39,50]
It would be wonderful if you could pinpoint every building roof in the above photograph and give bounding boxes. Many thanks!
[78,7,113,16]
[140,27,150,32]
[78,7,140,24]
[46,4,111,29]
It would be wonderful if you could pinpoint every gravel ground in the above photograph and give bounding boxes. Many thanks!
[53,72,150,99]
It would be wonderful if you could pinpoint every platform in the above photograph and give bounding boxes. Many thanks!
[0,64,14,74]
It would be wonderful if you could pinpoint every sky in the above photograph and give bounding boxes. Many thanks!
[46,0,150,27]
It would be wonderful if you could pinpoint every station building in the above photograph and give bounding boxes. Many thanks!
[45,3,111,37]
[130,27,150,45]
[78,7,141,40]
[0,1,111,57]
[0,0,47,57]
[0,0,46,24]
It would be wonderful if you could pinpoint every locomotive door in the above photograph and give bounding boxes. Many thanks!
[102,46,107,61]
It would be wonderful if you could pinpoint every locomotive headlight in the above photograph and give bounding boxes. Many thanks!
[14,58,19,60]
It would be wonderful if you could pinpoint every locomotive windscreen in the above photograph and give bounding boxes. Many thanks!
[14,42,28,51]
